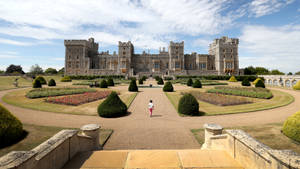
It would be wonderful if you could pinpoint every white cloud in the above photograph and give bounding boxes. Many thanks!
[51,57,64,61]
[239,24,300,72]
[248,0,294,17]
[192,38,211,49]
[0,51,19,58]
[0,38,33,46]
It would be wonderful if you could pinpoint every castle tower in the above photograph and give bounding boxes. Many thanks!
[168,41,184,71]
[118,41,134,74]
[64,37,99,75]
[209,36,239,75]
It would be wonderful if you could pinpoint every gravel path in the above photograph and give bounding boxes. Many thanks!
[0,80,299,149]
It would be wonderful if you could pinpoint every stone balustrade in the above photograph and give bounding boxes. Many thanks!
[261,75,300,88]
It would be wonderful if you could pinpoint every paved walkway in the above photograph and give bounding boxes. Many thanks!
[0,80,300,149]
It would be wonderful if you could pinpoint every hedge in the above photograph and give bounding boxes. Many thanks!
[241,78,251,86]
[157,78,164,85]
[282,111,300,142]
[228,76,238,82]
[35,76,47,85]
[255,79,265,88]
[61,76,72,82]
[187,78,193,86]
[253,78,262,85]
[128,79,138,92]
[138,78,143,84]
[163,81,174,92]
[293,81,300,90]
[69,75,124,80]
[48,79,56,86]
[175,75,259,82]
[178,94,199,116]
[26,88,96,98]
[100,80,108,88]
[107,78,114,86]
[33,79,42,88]
[98,91,127,117]
[192,79,202,88]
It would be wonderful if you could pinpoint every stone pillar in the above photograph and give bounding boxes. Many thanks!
[80,124,100,150]
[201,123,223,149]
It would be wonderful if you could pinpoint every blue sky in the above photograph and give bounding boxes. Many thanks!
[0,0,299,73]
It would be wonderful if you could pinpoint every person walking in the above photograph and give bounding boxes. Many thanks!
[148,100,154,117]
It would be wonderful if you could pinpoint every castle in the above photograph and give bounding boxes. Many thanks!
[64,36,240,76]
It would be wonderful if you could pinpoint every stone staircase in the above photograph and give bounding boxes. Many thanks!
[63,149,244,169]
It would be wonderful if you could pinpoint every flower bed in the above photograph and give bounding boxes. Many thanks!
[184,91,252,106]
[45,91,112,106]
[207,86,273,99]
[26,88,96,99]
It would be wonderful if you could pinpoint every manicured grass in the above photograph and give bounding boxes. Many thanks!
[0,124,113,157]
[191,123,300,154]
[3,89,137,116]
[166,89,294,116]
[26,87,96,98]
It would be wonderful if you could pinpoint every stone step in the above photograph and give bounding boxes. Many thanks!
[63,149,244,169]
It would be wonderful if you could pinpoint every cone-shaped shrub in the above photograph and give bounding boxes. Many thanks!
[228,76,237,82]
[293,81,300,90]
[128,79,138,92]
[98,92,127,118]
[253,78,262,85]
[61,76,72,82]
[48,79,56,86]
[157,78,164,85]
[141,76,147,81]
[154,76,160,81]
[187,78,193,86]
[178,94,199,116]
[107,78,114,86]
[0,104,24,147]
[192,79,202,88]
[255,79,265,88]
[241,78,251,86]
[100,80,108,88]
[282,111,300,142]
[35,76,47,85]
[138,78,143,84]
[33,79,42,88]
[163,81,174,92]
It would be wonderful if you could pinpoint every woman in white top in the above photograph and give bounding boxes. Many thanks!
[148,100,154,117]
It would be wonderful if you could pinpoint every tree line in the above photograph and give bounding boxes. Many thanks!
[0,64,64,76]
[244,66,300,75]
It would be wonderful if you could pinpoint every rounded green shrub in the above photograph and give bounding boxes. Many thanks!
[48,79,56,86]
[100,80,108,88]
[293,81,300,90]
[141,76,147,81]
[35,76,47,85]
[241,78,251,86]
[187,78,193,86]
[128,79,138,92]
[33,79,42,88]
[0,104,24,147]
[192,79,202,88]
[163,81,174,92]
[98,92,127,118]
[61,76,72,82]
[253,78,262,85]
[178,94,199,116]
[282,111,300,142]
[255,79,265,88]
[138,78,143,85]
[154,76,160,81]
[107,78,114,86]
[157,78,164,85]
[228,76,237,82]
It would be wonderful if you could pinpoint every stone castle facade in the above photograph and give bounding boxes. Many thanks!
[64,36,239,76]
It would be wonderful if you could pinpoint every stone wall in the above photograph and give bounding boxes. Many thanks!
[202,124,300,169]
[0,124,100,169]
[261,75,300,88]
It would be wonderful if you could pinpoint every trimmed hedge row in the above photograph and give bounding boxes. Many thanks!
[175,75,260,82]
[69,75,124,80]
[26,88,96,98]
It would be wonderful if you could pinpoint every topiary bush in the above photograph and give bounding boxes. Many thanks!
[187,78,193,86]
[33,79,42,88]
[154,76,160,81]
[282,111,300,142]
[128,79,138,92]
[192,79,202,88]
[255,79,265,88]
[141,76,147,81]
[163,81,174,92]
[0,103,25,148]
[253,78,262,85]
[157,78,164,85]
[138,78,143,85]
[241,78,251,86]
[107,78,114,86]
[228,76,237,82]
[61,76,72,82]
[97,92,127,118]
[178,94,199,116]
[35,76,47,85]
[48,79,56,86]
[293,81,300,90]
[100,80,108,88]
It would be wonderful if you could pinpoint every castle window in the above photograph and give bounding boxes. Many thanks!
[200,63,206,70]
[166,63,169,68]
[231,49,233,53]
[223,49,226,52]
[154,62,159,69]
[175,62,180,68]
[224,55,225,58]
[77,55,79,59]
[190,64,192,69]
[68,62,71,68]
[123,52,126,55]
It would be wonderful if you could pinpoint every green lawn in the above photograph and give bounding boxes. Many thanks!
[3,88,137,116]
[191,123,300,154]
[0,124,113,158]
[165,89,294,116]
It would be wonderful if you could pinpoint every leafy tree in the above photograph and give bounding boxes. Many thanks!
[29,64,43,75]
[270,69,284,75]
[5,64,24,74]
[244,66,256,75]
[45,68,58,74]
[0,70,4,74]
[295,71,300,75]
[287,72,293,75]
[58,67,65,74]
[255,67,269,75]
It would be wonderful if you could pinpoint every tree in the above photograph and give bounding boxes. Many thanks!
[58,67,65,74]
[187,78,193,86]
[287,72,293,75]
[44,68,58,74]
[29,64,43,75]
[128,79,138,92]
[255,67,269,75]
[178,94,199,116]
[295,71,300,75]
[0,70,4,74]
[98,92,127,118]
[5,64,24,74]
[270,69,284,75]
[244,66,256,75]
[163,81,174,92]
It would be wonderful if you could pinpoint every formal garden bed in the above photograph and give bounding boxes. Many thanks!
[184,91,252,106]
[45,91,112,106]
[26,88,96,99]
[170,79,228,86]
[207,86,273,99]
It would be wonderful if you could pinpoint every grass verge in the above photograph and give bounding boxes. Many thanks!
[191,123,300,154]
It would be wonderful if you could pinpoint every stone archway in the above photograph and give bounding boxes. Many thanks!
[268,79,272,85]
[292,80,297,86]
[273,79,278,86]
[285,80,291,87]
